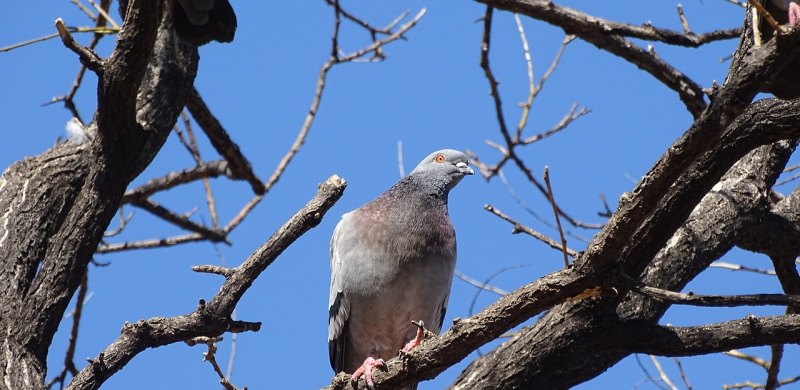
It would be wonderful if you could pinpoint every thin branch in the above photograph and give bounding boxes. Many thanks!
[533,34,575,100]
[86,0,119,29]
[180,112,221,229]
[0,26,117,53]
[749,0,782,33]
[397,140,405,178]
[185,89,266,196]
[621,272,800,307]
[512,13,535,143]
[46,272,88,389]
[479,0,710,117]
[676,4,692,35]
[70,176,346,390]
[453,270,509,296]
[673,357,692,390]
[543,166,569,267]
[710,261,776,275]
[224,7,426,233]
[635,354,669,390]
[521,103,590,145]
[96,232,206,254]
[186,337,241,390]
[121,161,231,203]
[54,19,105,72]
[765,344,783,390]
[192,265,235,278]
[724,349,770,370]
[129,198,227,243]
[649,355,679,390]
[484,204,578,257]
[70,0,97,21]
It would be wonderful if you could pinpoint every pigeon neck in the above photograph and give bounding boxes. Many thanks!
[397,173,452,203]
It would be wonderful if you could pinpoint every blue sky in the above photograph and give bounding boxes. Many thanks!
[2,1,798,389]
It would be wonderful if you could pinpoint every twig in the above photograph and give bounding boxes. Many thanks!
[46,273,88,389]
[512,13,535,143]
[397,140,405,178]
[70,0,97,21]
[0,26,117,53]
[72,176,346,389]
[649,355,679,390]
[676,4,692,35]
[86,0,119,29]
[477,6,597,230]
[484,204,578,257]
[192,265,235,278]
[224,7,426,233]
[186,336,240,390]
[533,34,575,100]
[634,354,669,390]
[622,272,800,307]
[103,207,133,237]
[181,112,221,229]
[673,357,692,390]
[129,198,227,243]
[521,103,590,145]
[121,161,231,203]
[775,171,800,186]
[710,261,776,275]
[48,0,114,122]
[96,232,206,253]
[765,344,783,390]
[454,270,509,296]
[54,19,104,72]
[185,89,266,196]
[749,0,782,33]
[479,0,710,117]
[724,349,770,370]
[543,166,569,267]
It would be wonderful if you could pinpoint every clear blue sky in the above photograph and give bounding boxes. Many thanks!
[2,1,797,389]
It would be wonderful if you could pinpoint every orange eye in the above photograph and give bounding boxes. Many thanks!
[434,154,446,163]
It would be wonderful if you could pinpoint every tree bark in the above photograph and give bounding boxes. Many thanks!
[0,2,198,388]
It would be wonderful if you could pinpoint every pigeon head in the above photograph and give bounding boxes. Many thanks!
[408,149,474,195]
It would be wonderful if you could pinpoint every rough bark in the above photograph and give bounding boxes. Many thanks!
[443,3,800,387]
[0,2,198,388]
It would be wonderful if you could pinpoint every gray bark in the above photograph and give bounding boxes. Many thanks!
[0,2,198,388]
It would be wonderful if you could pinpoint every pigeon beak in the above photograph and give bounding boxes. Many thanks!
[456,161,474,175]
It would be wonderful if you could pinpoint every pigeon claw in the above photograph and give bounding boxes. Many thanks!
[351,357,385,390]
[401,320,426,353]
[791,2,800,29]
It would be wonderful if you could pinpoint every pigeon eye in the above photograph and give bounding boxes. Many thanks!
[434,154,446,163]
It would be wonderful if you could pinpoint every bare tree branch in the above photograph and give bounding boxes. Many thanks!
[68,175,346,390]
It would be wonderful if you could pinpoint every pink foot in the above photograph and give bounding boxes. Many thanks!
[400,320,426,353]
[790,2,800,29]
[351,356,385,390]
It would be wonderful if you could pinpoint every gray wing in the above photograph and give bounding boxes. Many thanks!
[328,213,352,373]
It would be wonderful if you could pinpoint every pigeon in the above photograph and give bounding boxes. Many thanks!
[328,149,473,389]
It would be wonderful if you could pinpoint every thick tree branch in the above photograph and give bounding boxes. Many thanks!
[624,315,800,356]
[325,267,596,389]
[0,2,199,388]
